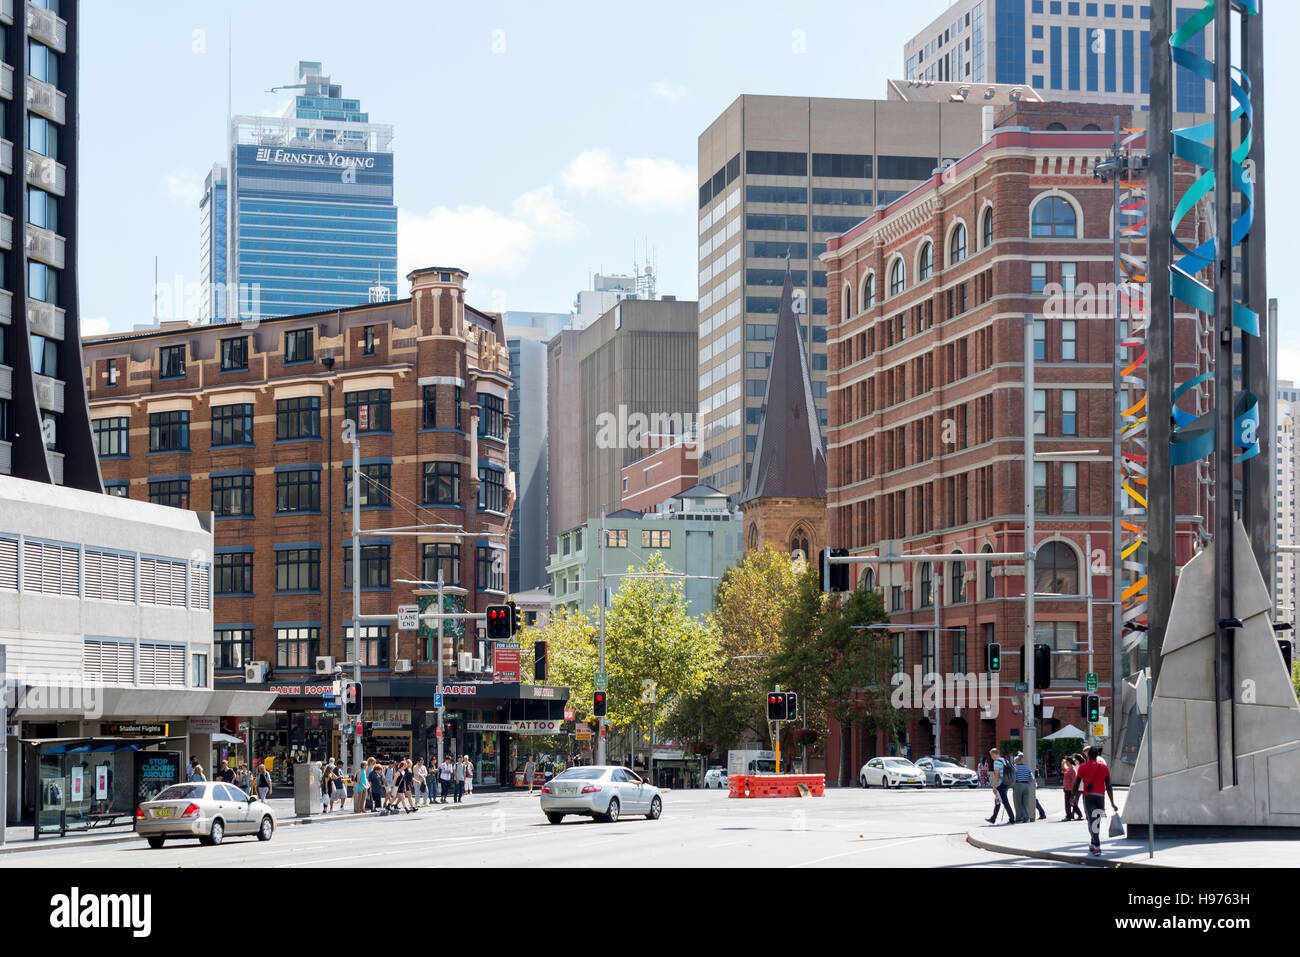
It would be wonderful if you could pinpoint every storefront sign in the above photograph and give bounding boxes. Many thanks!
[190,717,219,734]
[509,719,564,735]
[493,645,520,683]
[519,684,568,700]
[268,684,334,696]
[437,684,479,696]
[468,722,512,733]
[102,723,169,737]
[368,708,411,730]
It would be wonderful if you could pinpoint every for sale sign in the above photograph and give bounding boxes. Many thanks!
[493,644,520,683]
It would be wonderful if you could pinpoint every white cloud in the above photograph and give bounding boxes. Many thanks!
[1278,346,1300,386]
[399,185,580,281]
[165,173,202,205]
[562,149,696,211]
[80,316,111,337]
[652,80,687,101]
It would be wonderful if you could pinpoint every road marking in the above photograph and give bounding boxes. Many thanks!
[708,840,747,848]
[789,833,939,868]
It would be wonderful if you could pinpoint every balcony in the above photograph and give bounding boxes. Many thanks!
[33,373,63,414]
[0,62,12,101]
[0,441,10,475]
[26,299,63,340]
[24,223,64,268]
[0,214,10,251]
[25,77,65,124]
[46,449,62,485]
[0,363,10,400]
[24,150,65,197]
[25,3,67,53]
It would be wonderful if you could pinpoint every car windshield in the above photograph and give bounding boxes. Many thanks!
[154,784,206,801]
[554,768,606,780]
[884,759,915,767]
[933,760,962,769]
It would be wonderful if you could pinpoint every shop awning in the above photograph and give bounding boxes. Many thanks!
[212,733,243,744]
[11,686,278,720]
[21,736,178,755]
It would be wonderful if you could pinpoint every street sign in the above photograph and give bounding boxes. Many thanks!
[397,605,419,631]
[434,693,444,709]
[1092,718,1109,737]
[1086,672,1098,692]
[1014,682,1029,693]
[564,708,575,722]
[436,727,443,738]
[594,672,607,690]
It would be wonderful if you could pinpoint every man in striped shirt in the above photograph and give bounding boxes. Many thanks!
[1012,753,1037,823]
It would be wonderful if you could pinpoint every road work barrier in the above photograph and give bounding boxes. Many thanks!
[728,773,825,798]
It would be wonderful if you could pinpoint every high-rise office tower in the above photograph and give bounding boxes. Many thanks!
[199,163,227,323]
[696,95,992,499]
[209,61,397,323]
[0,0,100,488]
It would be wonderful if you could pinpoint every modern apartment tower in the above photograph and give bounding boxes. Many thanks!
[210,61,397,323]
[696,95,993,499]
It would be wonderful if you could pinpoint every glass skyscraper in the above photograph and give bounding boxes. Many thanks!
[203,61,397,323]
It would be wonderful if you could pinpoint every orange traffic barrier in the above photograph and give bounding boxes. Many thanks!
[728,773,825,798]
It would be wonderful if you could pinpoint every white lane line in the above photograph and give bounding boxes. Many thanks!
[789,833,939,868]
[708,840,748,848]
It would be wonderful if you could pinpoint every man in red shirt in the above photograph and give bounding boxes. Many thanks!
[1070,746,1119,856]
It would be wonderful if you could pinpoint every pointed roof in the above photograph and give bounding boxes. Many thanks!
[740,263,827,503]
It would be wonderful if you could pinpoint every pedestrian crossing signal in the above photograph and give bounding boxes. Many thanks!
[784,692,798,721]
[593,690,607,717]
[343,682,362,717]
[767,692,786,721]
[486,604,511,640]
[1084,693,1100,723]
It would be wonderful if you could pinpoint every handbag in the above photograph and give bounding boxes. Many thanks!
[1108,810,1125,837]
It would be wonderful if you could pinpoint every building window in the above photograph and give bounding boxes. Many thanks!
[148,478,190,509]
[921,633,935,676]
[344,544,390,589]
[892,585,904,611]
[1034,390,1047,435]
[1031,262,1048,293]
[892,633,905,673]
[477,546,504,592]
[863,274,875,310]
[920,563,933,607]
[276,548,321,592]
[220,336,248,371]
[422,384,463,430]
[363,325,376,356]
[148,410,190,452]
[211,473,254,517]
[1062,320,1077,360]
[1035,620,1080,680]
[106,358,118,387]
[983,545,996,599]
[275,396,320,440]
[344,625,389,668]
[981,207,993,247]
[1030,196,1078,237]
[214,628,253,670]
[478,467,506,513]
[1034,461,1048,512]
[1061,262,1077,293]
[1062,390,1078,435]
[275,627,319,670]
[1036,541,1079,595]
[422,543,461,587]
[1063,463,1079,514]
[344,463,392,508]
[276,469,321,513]
[215,552,253,595]
[1033,320,1046,360]
[211,403,254,447]
[104,482,129,498]
[285,328,314,363]
[949,223,968,264]
[159,345,186,379]
[344,389,390,432]
[950,557,966,603]
[478,393,505,440]
[642,529,671,549]
[192,652,209,688]
[605,529,628,548]
[92,417,128,457]
[423,461,461,506]
[918,242,933,281]
[952,626,967,674]
[889,259,906,296]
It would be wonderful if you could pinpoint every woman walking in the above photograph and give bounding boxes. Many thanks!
[1061,755,1082,820]
[256,762,272,803]
[464,757,474,798]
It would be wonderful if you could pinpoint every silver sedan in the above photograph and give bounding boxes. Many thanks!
[538,766,663,824]
[134,782,276,848]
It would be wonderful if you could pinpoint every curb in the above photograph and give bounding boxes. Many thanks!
[0,798,501,856]
[965,829,1170,868]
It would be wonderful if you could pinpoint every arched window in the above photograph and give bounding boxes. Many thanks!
[889,258,905,296]
[948,223,967,265]
[1031,195,1078,237]
[1082,123,1100,131]
[1035,541,1079,594]
[981,207,993,248]
[920,562,932,607]
[950,553,965,603]
[982,544,995,599]
[791,530,809,560]
[862,273,875,310]
[841,282,853,320]
[1046,121,1067,131]
[747,524,759,551]
[918,242,933,281]
[864,568,875,593]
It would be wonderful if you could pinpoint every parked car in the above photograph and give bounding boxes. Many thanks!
[915,756,979,788]
[539,766,663,824]
[134,782,276,848]
[703,768,729,789]
[858,757,926,789]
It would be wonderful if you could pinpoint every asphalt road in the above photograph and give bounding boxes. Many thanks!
[4,786,1063,868]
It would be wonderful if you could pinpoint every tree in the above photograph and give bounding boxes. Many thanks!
[517,607,599,764]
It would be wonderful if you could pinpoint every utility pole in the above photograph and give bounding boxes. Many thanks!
[1024,313,1038,772]
[348,420,364,783]
[437,571,445,768]
[597,505,608,766]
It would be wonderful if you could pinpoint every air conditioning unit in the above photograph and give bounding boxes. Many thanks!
[471,657,483,673]
[314,656,336,675]
[393,659,413,674]
[245,662,268,683]
[457,652,473,671]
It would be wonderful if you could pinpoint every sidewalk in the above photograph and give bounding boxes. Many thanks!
[0,794,499,856]
[966,793,1300,867]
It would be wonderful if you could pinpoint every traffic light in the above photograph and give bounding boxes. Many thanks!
[818,548,850,592]
[784,692,798,721]
[534,640,548,682]
[1084,694,1101,724]
[510,601,522,636]
[343,682,362,717]
[485,604,511,640]
[592,690,607,717]
[1019,643,1052,689]
[767,691,786,721]
[985,642,1001,673]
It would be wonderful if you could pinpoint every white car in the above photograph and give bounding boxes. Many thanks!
[703,768,729,789]
[134,782,276,847]
[539,766,663,824]
[859,757,926,789]
[915,756,979,788]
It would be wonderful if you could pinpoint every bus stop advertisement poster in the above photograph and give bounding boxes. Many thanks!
[134,752,181,804]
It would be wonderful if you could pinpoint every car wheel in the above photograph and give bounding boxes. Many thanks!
[201,818,224,847]
[647,796,662,820]
[546,812,565,825]
[604,798,620,823]
[885,776,894,789]
[860,774,868,788]
[146,836,165,849]
[257,815,274,841]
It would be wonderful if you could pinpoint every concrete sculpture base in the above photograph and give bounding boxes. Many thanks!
[1126,522,1300,829]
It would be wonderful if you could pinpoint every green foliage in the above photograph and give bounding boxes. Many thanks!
[519,606,599,724]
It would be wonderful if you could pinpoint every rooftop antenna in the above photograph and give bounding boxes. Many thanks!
[368,266,390,303]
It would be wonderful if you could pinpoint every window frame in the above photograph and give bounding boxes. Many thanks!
[220,336,249,371]
[92,416,129,458]
[275,468,321,513]
[284,328,314,364]
[210,403,254,447]
[159,344,186,380]
[275,548,321,593]
[148,410,190,452]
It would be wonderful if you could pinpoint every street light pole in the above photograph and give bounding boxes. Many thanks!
[1024,313,1038,773]
[349,422,363,782]
[597,505,608,766]
[437,571,445,769]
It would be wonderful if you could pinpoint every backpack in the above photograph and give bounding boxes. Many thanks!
[996,757,1013,786]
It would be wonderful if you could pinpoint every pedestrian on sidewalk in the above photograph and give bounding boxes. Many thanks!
[256,763,272,802]
[218,760,235,784]
[189,762,206,783]
[524,756,536,793]
[986,747,1016,824]
[236,764,250,793]
[413,758,429,806]
[368,761,386,813]
[1071,745,1119,857]
[464,757,474,797]
[322,758,336,813]
[1060,756,1081,821]
[353,760,369,813]
[1012,752,1036,822]
[439,757,453,803]
[383,762,396,810]
[394,761,415,813]
[453,755,467,803]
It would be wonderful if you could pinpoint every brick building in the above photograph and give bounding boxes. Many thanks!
[82,267,568,788]
[619,435,699,513]
[821,103,1207,775]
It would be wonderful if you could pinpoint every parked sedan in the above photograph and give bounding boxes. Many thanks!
[858,757,927,789]
[134,782,276,848]
[539,766,663,824]
[915,756,979,788]
[703,768,729,789]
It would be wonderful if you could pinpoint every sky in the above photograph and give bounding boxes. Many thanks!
[80,1,1300,375]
